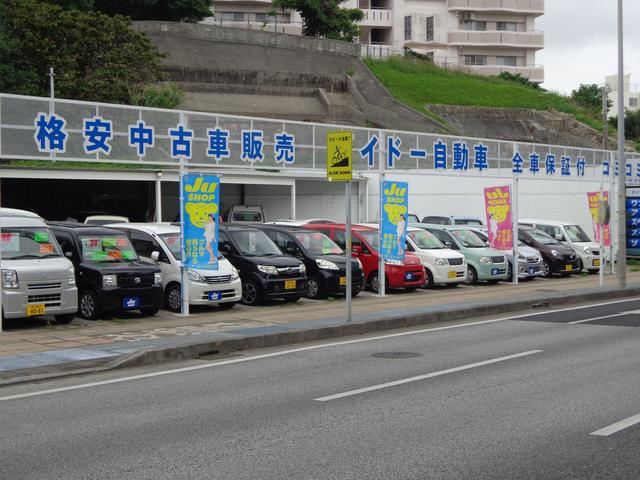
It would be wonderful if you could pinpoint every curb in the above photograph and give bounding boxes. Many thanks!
[2,286,639,386]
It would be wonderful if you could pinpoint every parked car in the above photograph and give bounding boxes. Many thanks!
[48,223,163,319]
[85,215,130,226]
[249,224,364,299]
[406,212,421,224]
[218,224,307,305]
[225,205,265,223]
[519,219,601,272]
[108,223,241,312]
[518,227,580,277]
[405,226,467,287]
[421,225,509,284]
[272,218,337,226]
[304,223,425,293]
[0,207,43,219]
[1,215,77,324]
[471,229,543,281]
[421,215,484,226]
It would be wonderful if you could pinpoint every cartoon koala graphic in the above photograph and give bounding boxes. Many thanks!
[384,203,408,225]
[487,204,510,224]
[185,202,218,228]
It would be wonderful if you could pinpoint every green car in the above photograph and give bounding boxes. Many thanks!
[415,224,510,284]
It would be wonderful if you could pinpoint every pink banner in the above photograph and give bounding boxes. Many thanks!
[484,185,513,250]
[587,191,611,247]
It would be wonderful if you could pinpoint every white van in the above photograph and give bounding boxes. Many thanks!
[1,215,78,323]
[405,226,467,287]
[519,219,601,272]
[108,223,242,312]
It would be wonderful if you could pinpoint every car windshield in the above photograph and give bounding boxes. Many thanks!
[565,225,591,243]
[0,228,62,260]
[359,231,380,251]
[232,212,262,222]
[159,233,182,260]
[407,230,444,249]
[530,229,559,245]
[454,219,483,225]
[450,229,486,248]
[79,234,138,262]
[230,230,281,256]
[294,232,343,255]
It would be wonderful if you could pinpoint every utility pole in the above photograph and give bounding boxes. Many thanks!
[616,0,627,288]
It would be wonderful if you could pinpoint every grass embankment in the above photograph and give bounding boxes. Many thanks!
[364,57,607,134]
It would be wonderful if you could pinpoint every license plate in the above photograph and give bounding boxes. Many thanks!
[405,273,414,281]
[339,276,347,286]
[593,259,600,267]
[565,264,573,271]
[122,297,140,309]
[26,304,45,316]
[491,268,499,275]
[208,291,222,301]
[284,280,296,290]
[447,271,457,279]
[528,267,535,275]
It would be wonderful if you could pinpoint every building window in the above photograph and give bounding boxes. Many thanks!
[496,56,517,66]
[630,98,639,108]
[425,51,434,62]
[496,22,518,32]
[463,20,486,31]
[221,12,244,21]
[255,13,277,23]
[404,16,412,40]
[464,55,487,66]
[426,16,434,41]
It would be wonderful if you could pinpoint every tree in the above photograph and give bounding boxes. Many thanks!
[94,0,212,22]
[0,0,164,104]
[272,0,363,42]
[571,83,611,110]
[609,110,640,142]
[45,0,95,10]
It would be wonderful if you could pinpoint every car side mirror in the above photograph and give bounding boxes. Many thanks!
[219,244,231,255]
[64,251,73,259]
[443,241,452,248]
[150,251,160,261]
[555,234,563,241]
[352,245,362,255]
[285,246,297,256]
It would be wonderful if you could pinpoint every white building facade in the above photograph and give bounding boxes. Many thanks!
[205,0,544,82]
[605,74,640,119]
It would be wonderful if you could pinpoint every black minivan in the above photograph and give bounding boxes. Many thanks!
[48,223,164,319]
[251,224,364,299]
[218,225,307,305]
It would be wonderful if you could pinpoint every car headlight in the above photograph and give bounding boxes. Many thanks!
[518,254,526,260]
[102,274,117,287]
[551,249,559,257]
[154,272,162,285]
[2,269,19,289]
[479,256,491,264]
[231,267,239,281]
[188,269,204,282]
[316,259,339,270]
[583,247,591,254]
[435,258,447,266]
[258,265,278,275]
[67,266,76,286]
[299,263,306,273]
[385,259,403,266]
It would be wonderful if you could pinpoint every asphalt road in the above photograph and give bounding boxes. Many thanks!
[2,298,640,479]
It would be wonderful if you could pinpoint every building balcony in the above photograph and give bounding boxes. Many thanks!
[359,8,393,27]
[448,29,544,49]
[447,0,544,15]
[462,63,544,82]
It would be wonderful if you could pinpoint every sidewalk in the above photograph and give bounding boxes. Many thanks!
[1,271,638,384]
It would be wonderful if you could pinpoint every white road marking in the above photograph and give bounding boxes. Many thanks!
[314,350,543,402]
[591,412,640,436]
[568,312,631,324]
[0,296,637,402]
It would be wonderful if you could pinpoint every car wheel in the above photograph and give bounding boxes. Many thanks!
[424,268,434,289]
[284,296,301,303]
[78,291,101,320]
[54,314,75,324]
[140,307,159,316]
[465,266,478,285]
[542,261,552,278]
[164,283,182,313]
[578,259,584,272]
[351,288,361,298]
[241,280,261,306]
[507,261,514,282]
[306,275,325,300]
[368,271,380,293]
[218,302,236,310]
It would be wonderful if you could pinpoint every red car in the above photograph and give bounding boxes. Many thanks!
[304,223,425,292]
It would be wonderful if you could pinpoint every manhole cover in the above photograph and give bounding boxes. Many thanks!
[372,352,423,359]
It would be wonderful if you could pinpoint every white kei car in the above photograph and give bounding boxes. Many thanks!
[108,223,242,312]
[405,226,467,287]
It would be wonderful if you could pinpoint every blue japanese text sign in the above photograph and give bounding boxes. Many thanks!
[380,181,408,261]
[181,174,220,270]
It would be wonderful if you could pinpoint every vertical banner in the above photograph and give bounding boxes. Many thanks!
[181,174,220,270]
[588,191,611,247]
[380,181,408,260]
[626,187,640,255]
[484,185,513,250]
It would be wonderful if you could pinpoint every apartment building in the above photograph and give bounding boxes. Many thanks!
[605,74,640,119]
[204,0,544,82]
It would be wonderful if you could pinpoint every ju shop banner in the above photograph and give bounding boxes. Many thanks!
[587,191,611,247]
[484,186,513,250]
[181,174,220,270]
[381,181,408,261]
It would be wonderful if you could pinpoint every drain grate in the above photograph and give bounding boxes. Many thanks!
[372,351,423,359]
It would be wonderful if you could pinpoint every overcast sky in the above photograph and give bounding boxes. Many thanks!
[537,0,640,95]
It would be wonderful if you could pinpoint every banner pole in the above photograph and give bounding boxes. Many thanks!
[345,181,352,323]
[599,167,605,290]
[512,178,519,285]
[179,113,189,317]
[379,173,385,297]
